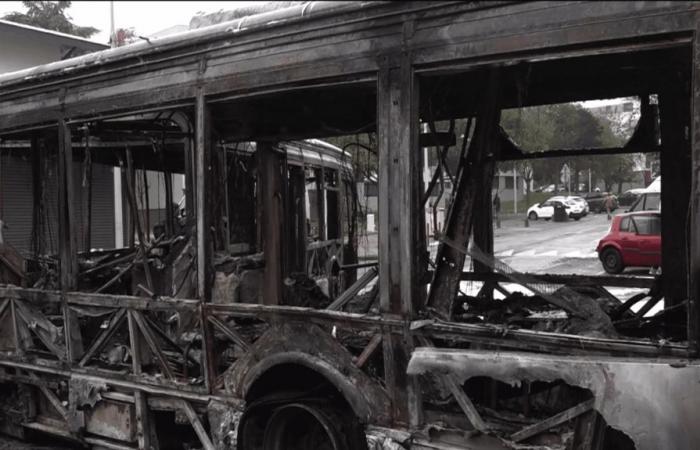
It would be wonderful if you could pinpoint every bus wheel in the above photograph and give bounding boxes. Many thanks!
[263,402,356,450]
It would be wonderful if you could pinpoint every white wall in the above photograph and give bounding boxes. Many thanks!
[0,23,106,74]
[0,29,61,72]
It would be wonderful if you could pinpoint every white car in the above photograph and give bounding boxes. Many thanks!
[565,195,589,215]
[527,197,586,221]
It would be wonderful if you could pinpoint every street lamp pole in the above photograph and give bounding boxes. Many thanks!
[110,1,116,48]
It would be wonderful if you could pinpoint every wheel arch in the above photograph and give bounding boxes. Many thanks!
[224,322,391,426]
[600,243,626,268]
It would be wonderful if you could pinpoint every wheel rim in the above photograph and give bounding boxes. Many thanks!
[604,251,618,269]
[263,403,345,450]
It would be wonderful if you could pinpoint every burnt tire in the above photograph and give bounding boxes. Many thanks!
[601,247,624,274]
[262,402,365,450]
[528,211,538,221]
[240,398,367,450]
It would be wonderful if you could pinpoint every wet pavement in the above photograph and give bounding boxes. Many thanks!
[492,212,612,275]
[360,211,617,276]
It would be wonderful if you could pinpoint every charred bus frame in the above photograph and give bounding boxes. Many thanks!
[0,2,699,449]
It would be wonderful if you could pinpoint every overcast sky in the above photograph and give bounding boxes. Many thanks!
[0,1,265,44]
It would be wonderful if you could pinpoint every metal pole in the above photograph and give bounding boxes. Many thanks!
[513,164,517,215]
[110,1,116,48]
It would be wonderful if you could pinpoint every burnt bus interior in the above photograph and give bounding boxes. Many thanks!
[0,2,699,450]
[0,118,352,299]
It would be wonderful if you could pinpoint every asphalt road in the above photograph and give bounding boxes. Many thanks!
[360,212,623,276]
[492,212,612,275]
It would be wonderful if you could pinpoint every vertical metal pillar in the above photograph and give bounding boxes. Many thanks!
[659,90,691,308]
[258,141,285,305]
[426,69,501,319]
[377,52,424,427]
[195,88,216,392]
[288,165,307,273]
[58,118,83,362]
[689,19,700,355]
[314,168,326,241]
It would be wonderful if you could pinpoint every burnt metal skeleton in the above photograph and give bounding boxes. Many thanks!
[0,1,699,449]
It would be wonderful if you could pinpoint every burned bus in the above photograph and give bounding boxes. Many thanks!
[0,2,699,450]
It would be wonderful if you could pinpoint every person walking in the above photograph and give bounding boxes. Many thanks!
[604,194,614,220]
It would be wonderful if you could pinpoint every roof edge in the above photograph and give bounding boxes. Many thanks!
[0,1,383,89]
[0,19,108,48]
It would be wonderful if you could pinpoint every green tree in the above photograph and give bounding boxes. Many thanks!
[501,106,556,204]
[3,1,98,38]
[501,103,634,194]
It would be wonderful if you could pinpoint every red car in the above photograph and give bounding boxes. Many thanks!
[596,212,661,274]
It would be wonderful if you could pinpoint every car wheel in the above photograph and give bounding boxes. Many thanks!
[528,211,538,221]
[601,247,624,274]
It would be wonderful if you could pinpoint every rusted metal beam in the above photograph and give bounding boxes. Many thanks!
[134,391,152,450]
[127,310,144,375]
[690,13,700,356]
[456,271,656,289]
[58,119,78,290]
[79,308,127,367]
[10,300,22,355]
[444,373,488,432]
[377,53,424,428]
[37,384,70,422]
[499,145,661,161]
[258,141,285,305]
[180,400,215,450]
[208,315,250,352]
[511,398,595,442]
[131,310,174,379]
[195,88,217,396]
[426,69,501,319]
[0,285,200,310]
[195,88,212,302]
[377,57,424,318]
[58,119,84,362]
[314,167,326,241]
[125,148,154,292]
[354,333,382,369]
[0,299,9,320]
[659,89,691,308]
[327,266,378,311]
[417,335,486,431]
[572,410,606,450]
[287,165,307,273]
[14,301,66,359]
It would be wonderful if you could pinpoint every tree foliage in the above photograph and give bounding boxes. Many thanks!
[501,103,635,194]
[3,1,99,38]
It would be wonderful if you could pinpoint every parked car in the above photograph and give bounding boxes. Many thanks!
[596,211,661,274]
[617,189,644,207]
[527,196,586,220]
[565,195,589,216]
[583,191,618,213]
[628,192,661,212]
[627,176,661,212]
